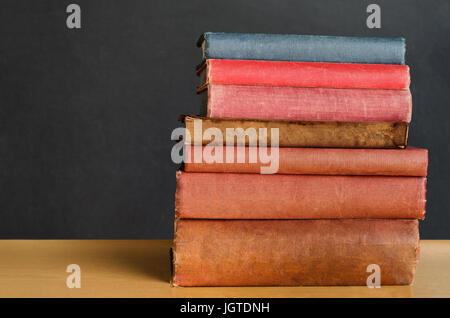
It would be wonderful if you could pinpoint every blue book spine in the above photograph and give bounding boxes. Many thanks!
[197,32,405,65]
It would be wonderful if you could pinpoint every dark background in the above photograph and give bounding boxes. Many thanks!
[0,0,448,238]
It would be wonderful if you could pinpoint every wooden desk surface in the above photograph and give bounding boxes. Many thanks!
[0,240,449,298]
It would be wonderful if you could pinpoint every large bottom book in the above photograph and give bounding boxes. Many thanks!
[171,219,419,286]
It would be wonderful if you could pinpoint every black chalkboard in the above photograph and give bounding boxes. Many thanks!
[1,0,449,238]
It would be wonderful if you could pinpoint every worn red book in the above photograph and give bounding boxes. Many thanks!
[172,219,420,286]
[198,84,412,122]
[197,59,410,89]
[175,171,427,219]
[184,146,428,176]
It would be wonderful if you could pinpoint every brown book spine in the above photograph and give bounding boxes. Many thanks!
[182,115,408,149]
[175,171,426,219]
[172,219,420,286]
[184,146,428,176]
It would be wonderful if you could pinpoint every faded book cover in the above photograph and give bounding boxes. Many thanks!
[198,32,406,65]
[181,115,409,149]
[172,219,419,286]
[184,146,428,176]
[198,84,412,122]
[175,171,426,219]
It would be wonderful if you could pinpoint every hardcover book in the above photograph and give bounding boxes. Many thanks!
[172,219,419,286]
[184,146,428,176]
[198,84,412,122]
[198,59,410,89]
[181,115,409,149]
[198,32,406,65]
[175,171,427,219]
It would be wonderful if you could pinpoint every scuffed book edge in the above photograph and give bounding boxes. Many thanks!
[170,217,180,287]
[180,114,410,125]
[169,247,176,287]
[401,122,409,149]
[410,220,421,286]
[420,177,428,220]
[171,171,183,287]
[196,33,209,69]
[174,170,182,219]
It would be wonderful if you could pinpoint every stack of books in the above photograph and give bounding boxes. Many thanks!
[171,32,428,286]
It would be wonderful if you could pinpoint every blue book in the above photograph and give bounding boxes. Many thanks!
[197,32,405,65]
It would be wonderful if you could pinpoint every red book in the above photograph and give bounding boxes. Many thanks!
[198,84,412,122]
[172,219,419,286]
[175,171,427,219]
[197,59,410,89]
[184,146,428,176]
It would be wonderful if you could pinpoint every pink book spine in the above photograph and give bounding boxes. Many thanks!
[202,84,412,122]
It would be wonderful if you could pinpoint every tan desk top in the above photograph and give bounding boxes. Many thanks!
[0,240,449,298]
